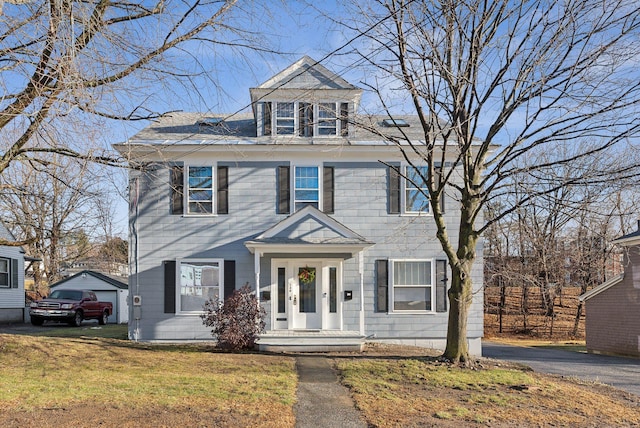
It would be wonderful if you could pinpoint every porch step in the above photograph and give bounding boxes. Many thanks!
[258,330,365,353]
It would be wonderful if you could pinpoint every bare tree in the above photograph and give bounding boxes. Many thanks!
[0,0,269,219]
[0,153,112,294]
[345,0,640,362]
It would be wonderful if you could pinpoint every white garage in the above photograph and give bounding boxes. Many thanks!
[49,270,129,324]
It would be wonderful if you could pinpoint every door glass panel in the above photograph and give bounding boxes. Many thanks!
[298,267,316,313]
[329,267,337,313]
[277,267,286,314]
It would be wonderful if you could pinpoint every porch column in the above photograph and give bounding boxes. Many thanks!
[254,251,261,303]
[359,251,365,335]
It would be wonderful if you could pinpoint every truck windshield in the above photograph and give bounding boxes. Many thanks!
[49,290,83,300]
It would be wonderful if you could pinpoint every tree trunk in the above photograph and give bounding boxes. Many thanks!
[443,262,474,363]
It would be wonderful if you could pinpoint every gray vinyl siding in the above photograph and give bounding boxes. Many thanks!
[128,160,483,342]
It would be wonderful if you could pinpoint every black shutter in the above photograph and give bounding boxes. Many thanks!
[340,102,349,136]
[263,102,272,136]
[11,258,18,288]
[170,165,184,215]
[164,260,176,314]
[224,260,236,301]
[376,259,389,312]
[436,259,448,312]
[217,166,229,214]
[277,166,290,214]
[388,166,401,214]
[323,166,334,214]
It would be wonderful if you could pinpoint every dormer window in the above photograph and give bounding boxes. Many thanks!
[276,102,295,135]
[261,102,349,137]
[318,103,337,135]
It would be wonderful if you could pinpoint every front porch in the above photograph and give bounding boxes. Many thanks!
[258,330,365,352]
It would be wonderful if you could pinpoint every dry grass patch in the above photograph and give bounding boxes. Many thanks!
[0,334,296,427]
[334,345,640,427]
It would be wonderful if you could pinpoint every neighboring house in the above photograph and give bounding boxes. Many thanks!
[580,222,640,358]
[48,270,129,324]
[115,56,484,354]
[0,221,25,323]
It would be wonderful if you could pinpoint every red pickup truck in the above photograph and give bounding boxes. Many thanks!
[29,289,113,327]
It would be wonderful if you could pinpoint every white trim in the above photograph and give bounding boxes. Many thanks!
[270,258,344,331]
[401,163,432,216]
[175,258,224,315]
[389,259,436,314]
[185,164,216,216]
[292,164,322,212]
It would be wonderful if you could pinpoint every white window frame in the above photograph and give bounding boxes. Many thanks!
[176,258,224,315]
[292,163,322,212]
[389,259,435,313]
[275,102,296,135]
[0,258,9,287]
[317,102,337,136]
[401,164,430,215]
[185,165,215,216]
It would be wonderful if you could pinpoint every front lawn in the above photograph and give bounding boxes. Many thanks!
[0,333,296,427]
[334,344,640,427]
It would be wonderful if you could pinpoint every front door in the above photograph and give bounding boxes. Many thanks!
[292,263,321,329]
[272,260,342,331]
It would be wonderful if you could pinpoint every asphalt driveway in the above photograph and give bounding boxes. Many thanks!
[483,341,640,396]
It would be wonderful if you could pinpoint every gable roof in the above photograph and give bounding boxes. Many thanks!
[253,56,359,91]
[245,205,374,256]
[50,270,128,290]
[578,274,623,302]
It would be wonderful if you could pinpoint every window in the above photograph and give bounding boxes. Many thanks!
[187,166,214,214]
[404,165,429,214]
[318,103,337,135]
[0,258,9,287]
[294,166,319,210]
[178,260,223,313]
[383,118,410,127]
[276,102,295,135]
[171,165,228,216]
[267,101,348,137]
[391,260,433,312]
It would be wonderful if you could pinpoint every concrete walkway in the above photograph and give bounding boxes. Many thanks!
[483,341,640,396]
[294,356,367,428]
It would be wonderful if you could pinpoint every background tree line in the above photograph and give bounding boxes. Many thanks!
[484,149,640,338]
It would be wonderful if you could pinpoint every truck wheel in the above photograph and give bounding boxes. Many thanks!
[30,317,44,326]
[70,311,83,327]
[98,310,108,325]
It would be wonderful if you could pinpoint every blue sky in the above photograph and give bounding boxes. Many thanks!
[107,1,361,234]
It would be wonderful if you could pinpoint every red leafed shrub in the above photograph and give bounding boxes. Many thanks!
[201,285,266,351]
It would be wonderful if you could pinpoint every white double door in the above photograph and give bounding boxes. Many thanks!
[272,260,341,331]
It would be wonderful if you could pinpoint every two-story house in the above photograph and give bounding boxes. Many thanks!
[116,56,484,355]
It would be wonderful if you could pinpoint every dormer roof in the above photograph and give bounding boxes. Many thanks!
[253,56,358,91]
[249,56,363,113]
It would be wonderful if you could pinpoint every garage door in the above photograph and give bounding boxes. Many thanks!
[93,291,117,324]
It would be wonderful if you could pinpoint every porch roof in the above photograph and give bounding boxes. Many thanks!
[244,205,374,256]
